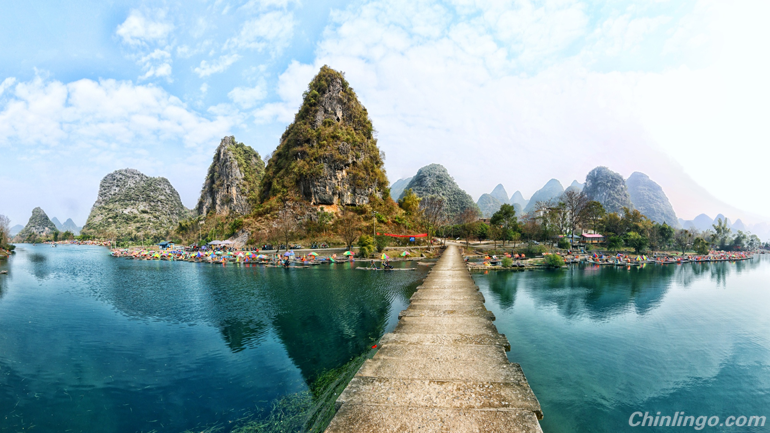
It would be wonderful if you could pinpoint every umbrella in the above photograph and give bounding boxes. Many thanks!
[216,251,223,255]
[343,251,353,256]
[382,253,390,260]
[257,254,267,259]
[400,251,410,257]
[308,252,318,256]
[283,251,293,257]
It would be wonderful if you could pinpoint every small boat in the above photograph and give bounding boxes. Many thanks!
[0,270,8,275]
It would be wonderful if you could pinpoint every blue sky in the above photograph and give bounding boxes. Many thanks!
[1,0,768,229]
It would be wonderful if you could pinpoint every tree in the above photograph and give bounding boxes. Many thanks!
[712,218,732,249]
[674,229,693,254]
[357,235,375,257]
[277,205,296,251]
[459,207,480,247]
[398,189,421,215]
[0,214,9,247]
[601,212,623,237]
[657,223,675,249]
[624,231,648,253]
[337,206,361,250]
[607,235,623,252]
[693,237,710,255]
[375,235,390,253]
[582,201,606,233]
[490,204,518,246]
[562,190,589,247]
[421,195,446,248]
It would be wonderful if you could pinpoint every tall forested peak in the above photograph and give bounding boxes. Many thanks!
[260,66,387,206]
[402,164,479,222]
[490,184,509,204]
[626,172,679,227]
[17,207,58,240]
[390,177,413,201]
[523,179,564,214]
[477,194,503,218]
[82,168,191,239]
[197,136,265,216]
[583,167,633,214]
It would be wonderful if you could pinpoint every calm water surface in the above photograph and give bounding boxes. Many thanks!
[474,257,770,433]
[0,245,427,432]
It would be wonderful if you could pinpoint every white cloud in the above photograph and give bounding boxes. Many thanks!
[239,0,299,12]
[116,9,174,46]
[0,76,235,151]
[0,77,16,97]
[228,82,267,108]
[194,53,242,77]
[224,11,295,54]
[138,49,173,81]
[252,60,316,123]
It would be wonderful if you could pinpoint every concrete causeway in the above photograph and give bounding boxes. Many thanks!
[325,245,543,433]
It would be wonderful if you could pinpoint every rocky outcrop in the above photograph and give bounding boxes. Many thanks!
[477,194,504,218]
[523,179,564,215]
[626,172,679,227]
[583,167,633,214]
[17,207,58,240]
[390,177,413,201]
[261,66,388,206]
[401,164,479,222]
[82,169,191,239]
[197,136,265,216]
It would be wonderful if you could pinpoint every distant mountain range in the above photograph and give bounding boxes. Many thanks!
[51,217,82,235]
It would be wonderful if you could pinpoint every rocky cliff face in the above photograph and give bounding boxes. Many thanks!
[390,177,413,201]
[626,172,679,227]
[401,164,479,222]
[261,66,388,206]
[583,167,633,214]
[82,168,191,238]
[477,194,503,218]
[17,207,58,240]
[523,179,564,214]
[197,136,265,216]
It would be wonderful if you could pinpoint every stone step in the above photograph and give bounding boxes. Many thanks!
[399,308,495,320]
[394,316,499,335]
[336,377,543,417]
[410,292,485,302]
[378,332,511,351]
[324,404,543,433]
[357,357,525,383]
[373,343,508,364]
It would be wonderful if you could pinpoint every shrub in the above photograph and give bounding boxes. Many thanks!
[544,254,565,268]
[557,239,570,249]
[357,235,375,257]
[375,235,390,253]
[502,257,513,267]
[522,244,547,256]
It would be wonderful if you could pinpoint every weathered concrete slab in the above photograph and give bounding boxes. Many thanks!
[337,377,543,415]
[325,405,542,433]
[325,245,542,433]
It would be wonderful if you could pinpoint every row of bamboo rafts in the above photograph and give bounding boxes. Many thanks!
[583,254,753,266]
[109,250,347,266]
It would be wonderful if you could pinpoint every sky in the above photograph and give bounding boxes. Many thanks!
[1,0,769,229]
